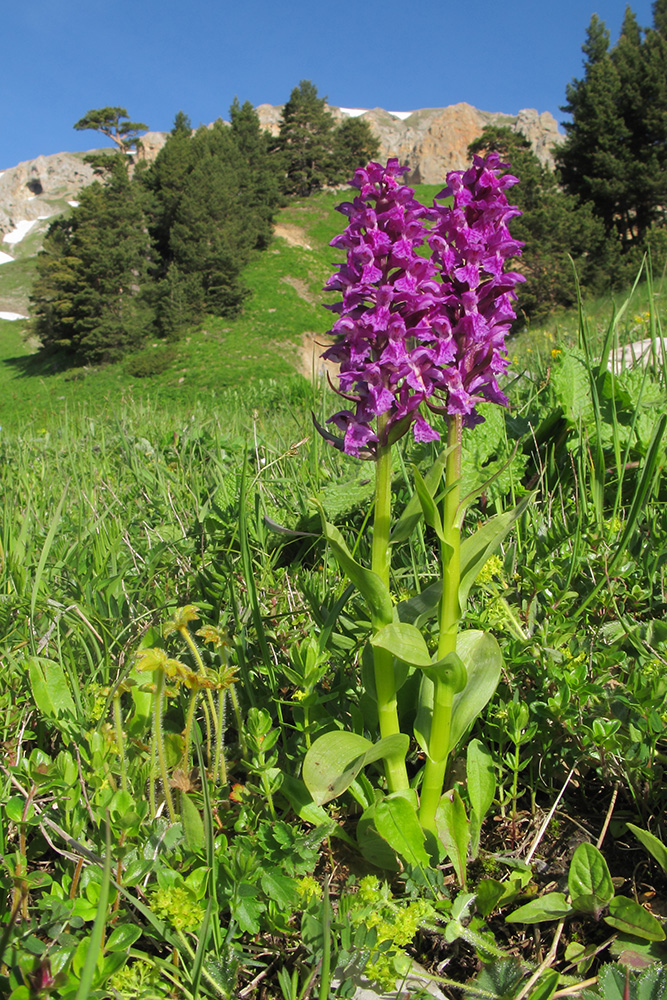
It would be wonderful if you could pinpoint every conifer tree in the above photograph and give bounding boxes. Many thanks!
[330,117,380,184]
[275,80,337,196]
[73,107,148,155]
[32,158,153,361]
[229,98,279,249]
[558,6,667,249]
[470,126,613,318]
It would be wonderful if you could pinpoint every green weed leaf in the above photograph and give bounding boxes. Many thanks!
[303,731,409,806]
[626,823,667,874]
[604,896,666,941]
[26,656,76,728]
[568,842,614,916]
[435,789,470,888]
[467,740,496,859]
[506,892,573,923]
[181,793,205,854]
[374,795,430,869]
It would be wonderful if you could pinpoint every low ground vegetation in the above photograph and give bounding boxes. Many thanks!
[1,264,667,998]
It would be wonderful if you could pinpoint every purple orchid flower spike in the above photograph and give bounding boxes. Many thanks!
[320,153,524,457]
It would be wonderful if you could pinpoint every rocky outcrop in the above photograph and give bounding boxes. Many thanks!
[256,101,563,183]
[0,152,99,233]
[0,102,562,239]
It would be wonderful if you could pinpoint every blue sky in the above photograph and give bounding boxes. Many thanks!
[1,0,657,169]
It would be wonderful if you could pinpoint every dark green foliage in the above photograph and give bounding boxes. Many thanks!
[149,110,280,335]
[274,81,382,195]
[31,159,154,362]
[124,344,177,378]
[33,102,281,359]
[330,117,380,184]
[229,98,279,250]
[275,80,338,197]
[73,106,148,154]
[469,127,616,319]
[558,7,667,250]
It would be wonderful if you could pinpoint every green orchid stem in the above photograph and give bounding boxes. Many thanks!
[419,415,462,836]
[371,419,409,794]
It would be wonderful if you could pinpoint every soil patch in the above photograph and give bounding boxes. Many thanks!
[273,223,312,249]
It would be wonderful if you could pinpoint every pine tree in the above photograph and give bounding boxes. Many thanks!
[275,81,337,196]
[145,112,194,260]
[73,107,148,155]
[229,98,279,249]
[330,117,380,184]
[470,126,615,318]
[558,6,667,249]
[32,159,154,361]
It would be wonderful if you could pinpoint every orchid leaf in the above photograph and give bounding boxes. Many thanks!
[391,446,448,545]
[375,795,430,869]
[303,731,409,806]
[414,631,501,757]
[397,579,442,628]
[425,651,467,691]
[436,789,470,888]
[449,632,502,751]
[317,510,393,626]
[412,464,445,541]
[459,493,533,610]
[370,622,431,667]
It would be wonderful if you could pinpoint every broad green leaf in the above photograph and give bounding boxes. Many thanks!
[27,656,76,725]
[627,823,667,874]
[414,631,502,757]
[475,877,523,918]
[506,892,573,924]
[181,793,205,854]
[319,515,393,625]
[604,896,666,941]
[467,740,496,859]
[375,795,430,869]
[260,871,298,910]
[279,774,355,846]
[370,622,431,667]
[450,632,502,751]
[551,350,592,425]
[397,579,442,627]
[412,465,445,541]
[436,789,470,888]
[303,731,409,806]
[568,842,614,915]
[357,801,401,871]
[458,494,533,611]
[105,924,142,952]
[525,970,559,1000]
[391,447,448,545]
[426,652,468,691]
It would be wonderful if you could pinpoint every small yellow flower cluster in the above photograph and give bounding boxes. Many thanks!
[476,554,504,587]
[151,885,204,932]
[297,875,323,903]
